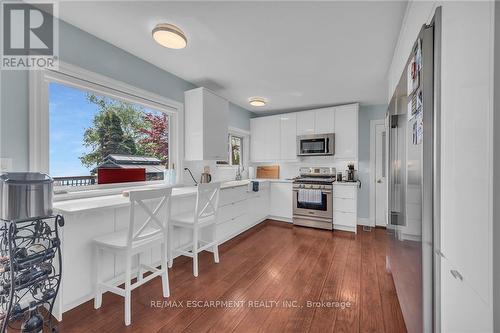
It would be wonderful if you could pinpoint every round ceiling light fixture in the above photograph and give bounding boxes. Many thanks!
[248,97,267,107]
[152,23,187,49]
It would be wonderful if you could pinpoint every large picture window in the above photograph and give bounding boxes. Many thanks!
[49,82,171,186]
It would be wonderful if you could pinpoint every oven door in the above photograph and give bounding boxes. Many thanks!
[293,188,332,220]
[297,134,334,156]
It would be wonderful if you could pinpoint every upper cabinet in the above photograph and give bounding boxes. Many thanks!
[297,107,335,136]
[250,103,358,162]
[184,87,229,161]
[279,113,297,160]
[314,107,335,134]
[296,111,315,136]
[250,116,281,162]
[334,103,358,159]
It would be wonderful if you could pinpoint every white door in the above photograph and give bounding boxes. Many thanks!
[374,121,386,226]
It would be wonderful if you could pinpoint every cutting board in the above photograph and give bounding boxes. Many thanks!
[256,165,280,179]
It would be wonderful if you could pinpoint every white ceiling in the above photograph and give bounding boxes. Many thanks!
[57,1,407,113]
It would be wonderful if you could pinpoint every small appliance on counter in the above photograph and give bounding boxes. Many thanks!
[0,172,63,333]
[336,172,343,182]
[345,162,357,182]
[200,165,212,183]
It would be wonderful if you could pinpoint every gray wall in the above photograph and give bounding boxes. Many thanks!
[357,105,387,219]
[494,2,500,330]
[0,19,252,171]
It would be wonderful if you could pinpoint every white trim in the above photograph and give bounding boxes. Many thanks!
[29,61,184,188]
[217,126,250,169]
[357,217,373,227]
[370,119,385,227]
[228,126,250,137]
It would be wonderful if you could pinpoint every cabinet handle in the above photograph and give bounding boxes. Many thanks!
[435,249,445,258]
[450,270,463,281]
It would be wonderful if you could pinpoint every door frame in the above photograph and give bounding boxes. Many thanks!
[369,119,386,226]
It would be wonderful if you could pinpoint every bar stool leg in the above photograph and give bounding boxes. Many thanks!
[160,241,170,297]
[168,223,174,268]
[137,252,143,283]
[192,227,199,277]
[124,254,132,326]
[212,224,219,263]
[94,247,103,309]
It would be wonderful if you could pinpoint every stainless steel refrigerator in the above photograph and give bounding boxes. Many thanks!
[386,8,441,333]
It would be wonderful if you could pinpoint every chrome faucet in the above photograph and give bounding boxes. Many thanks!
[235,165,242,181]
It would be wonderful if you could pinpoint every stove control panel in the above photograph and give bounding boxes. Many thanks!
[298,167,336,177]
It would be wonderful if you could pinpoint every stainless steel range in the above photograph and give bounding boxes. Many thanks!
[292,167,335,230]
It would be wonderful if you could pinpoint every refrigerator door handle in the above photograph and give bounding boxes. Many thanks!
[450,270,463,282]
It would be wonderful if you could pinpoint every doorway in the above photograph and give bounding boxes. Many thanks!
[370,119,387,227]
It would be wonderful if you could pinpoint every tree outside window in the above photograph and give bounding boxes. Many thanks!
[217,134,243,166]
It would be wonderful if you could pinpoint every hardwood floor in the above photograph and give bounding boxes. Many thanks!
[56,220,407,333]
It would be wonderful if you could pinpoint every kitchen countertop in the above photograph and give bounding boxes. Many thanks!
[333,181,360,187]
[54,180,252,215]
[250,178,294,183]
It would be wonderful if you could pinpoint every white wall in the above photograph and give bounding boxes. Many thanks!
[494,1,500,330]
[388,1,495,331]
[0,18,254,173]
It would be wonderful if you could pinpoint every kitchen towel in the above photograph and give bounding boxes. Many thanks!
[298,189,322,204]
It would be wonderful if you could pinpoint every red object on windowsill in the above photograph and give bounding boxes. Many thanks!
[97,168,146,184]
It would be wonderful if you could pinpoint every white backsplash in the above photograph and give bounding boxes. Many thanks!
[251,156,358,179]
[182,160,248,185]
[182,157,357,185]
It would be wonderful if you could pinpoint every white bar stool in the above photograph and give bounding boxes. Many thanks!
[168,182,221,277]
[93,187,172,326]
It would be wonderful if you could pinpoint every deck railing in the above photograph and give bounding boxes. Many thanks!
[53,175,97,187]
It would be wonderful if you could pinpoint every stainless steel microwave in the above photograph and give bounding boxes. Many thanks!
[297,134,335,156]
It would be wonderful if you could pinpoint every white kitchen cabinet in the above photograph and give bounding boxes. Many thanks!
[334,103,358,159]
[248,182,270,223]
[250,116,280,162]
[296,111,315,136]
[332,183,358,233]
[279,113,297,160]
[184,87,229,161]
[440,257,492,332]
[53,183,272,319]
[314,107,335,134]
[250,103,356,161]
[269,182,293,221]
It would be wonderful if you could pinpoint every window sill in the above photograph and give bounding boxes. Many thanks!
[53,180,175,202]
[216,165,240,169]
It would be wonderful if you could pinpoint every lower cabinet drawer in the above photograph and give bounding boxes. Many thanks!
[333,197,356,213]
[218,199,247,223]
[333,210,357,227]
[333,185,356,199]
[220,187,247,206]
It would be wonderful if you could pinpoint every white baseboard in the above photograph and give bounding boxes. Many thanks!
[357,217,375,227]
[333,224,357,233]
[267,216,293,223]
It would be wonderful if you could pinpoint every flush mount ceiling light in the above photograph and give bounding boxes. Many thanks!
[249,97,267,107]
[152,23,187,49]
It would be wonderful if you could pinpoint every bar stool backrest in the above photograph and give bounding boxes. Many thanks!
[127,187,173,246]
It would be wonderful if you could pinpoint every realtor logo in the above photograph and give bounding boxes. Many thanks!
[1,2,58,70]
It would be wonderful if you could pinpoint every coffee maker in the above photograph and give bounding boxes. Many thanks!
[346,163,357,182]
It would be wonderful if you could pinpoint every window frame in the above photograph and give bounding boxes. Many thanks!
[216,127,249,168]
[29,61,184,193]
